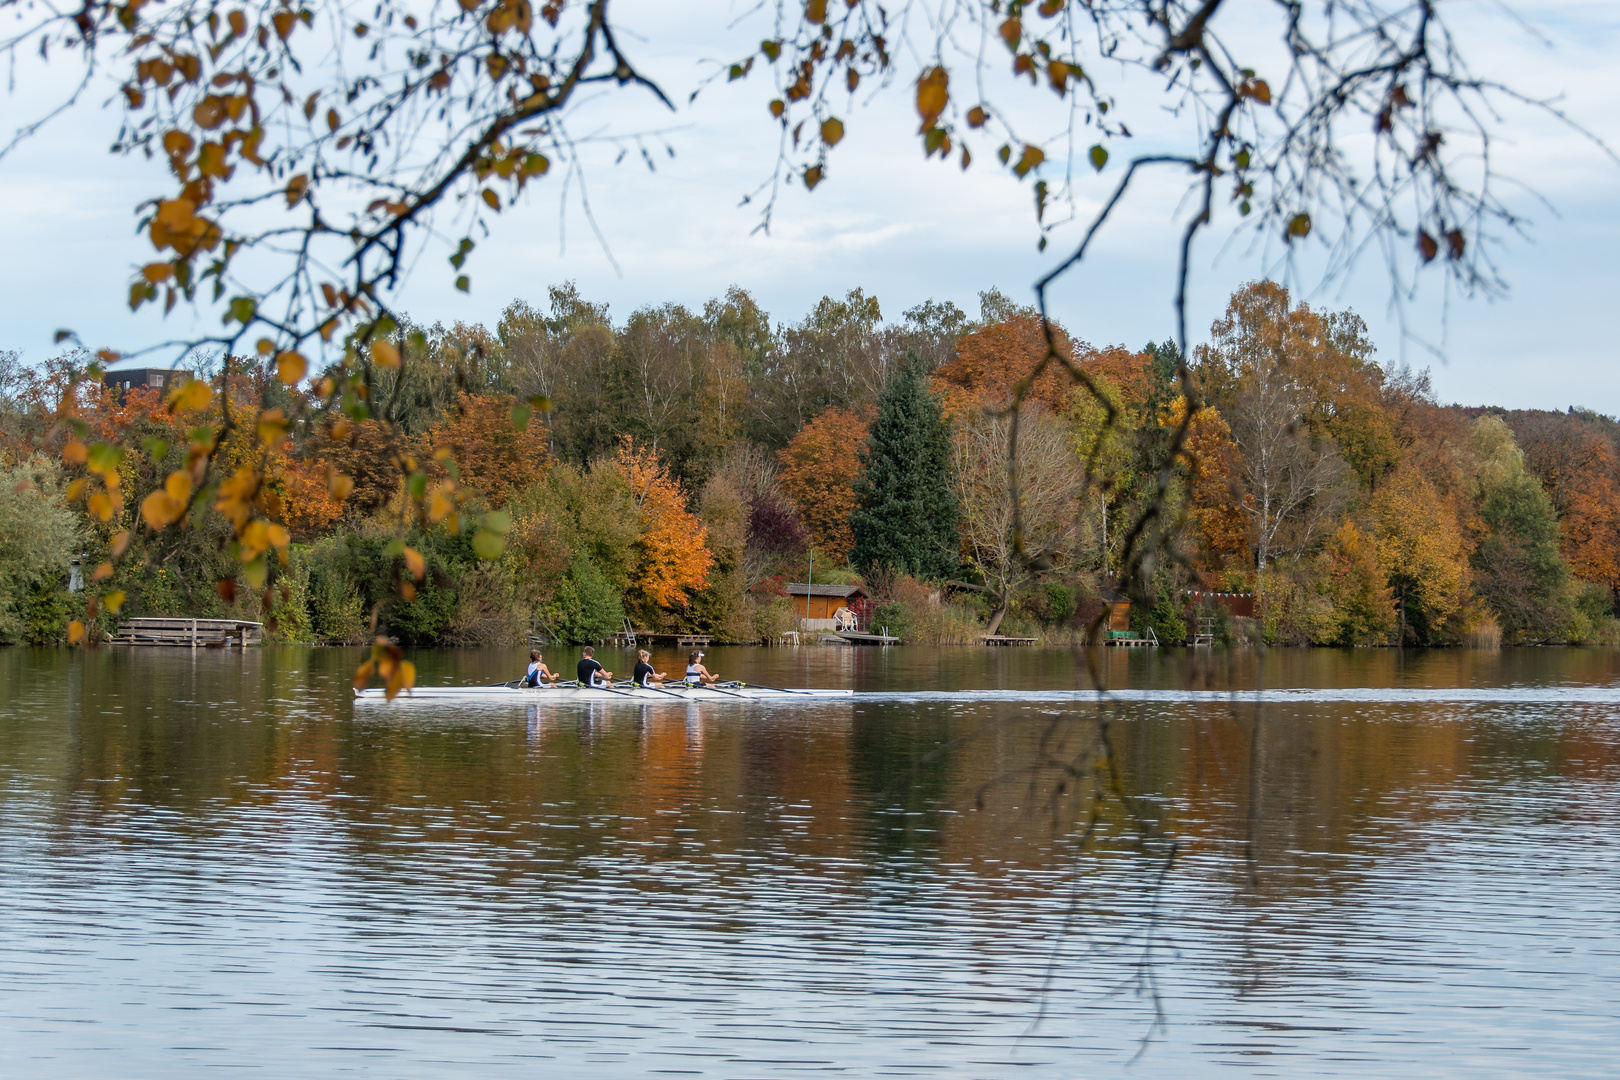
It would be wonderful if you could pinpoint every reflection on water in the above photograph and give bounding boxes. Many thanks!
[1,644,1617,1078]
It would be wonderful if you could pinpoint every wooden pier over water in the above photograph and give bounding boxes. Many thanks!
[109,617,263,648]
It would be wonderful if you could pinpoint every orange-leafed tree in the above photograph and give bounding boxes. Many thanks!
[1558,436,1620,602]
[424,392,551,509]
[613,437,712,611]
[934,315,1079,414]
[936,314,1158,419]
[775,407,868,564]
[275,446,345,541]
[1170,398,1250,575]
[312,417,409,519]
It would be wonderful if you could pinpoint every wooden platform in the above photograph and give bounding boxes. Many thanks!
[603,632,712,648]
[833,631,898,646]
[110,617,263,648]
[981,635,1038,646]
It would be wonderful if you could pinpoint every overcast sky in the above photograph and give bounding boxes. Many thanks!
[2,0,1616,411]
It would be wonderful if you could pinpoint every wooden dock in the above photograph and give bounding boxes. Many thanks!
[981,635,1038,646]
[1104,630,1159,648]
[603,631,712,648]
[833,630,898,646]
[109,617,263,648]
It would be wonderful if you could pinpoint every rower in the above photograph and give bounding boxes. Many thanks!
[683,649,718,686]
[631,649,668,688]
[523,649,561,687]
[577,646,613,689]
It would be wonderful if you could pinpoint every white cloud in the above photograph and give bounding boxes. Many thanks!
[0,0,1616,411]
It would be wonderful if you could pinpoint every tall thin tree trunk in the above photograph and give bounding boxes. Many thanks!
[985,597,1009,637]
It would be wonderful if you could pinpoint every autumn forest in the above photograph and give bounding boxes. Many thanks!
[3,279,1619,651]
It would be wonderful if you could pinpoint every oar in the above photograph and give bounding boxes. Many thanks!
[569,678,646,701]
[633,680,691,701]
[691,679,746,699]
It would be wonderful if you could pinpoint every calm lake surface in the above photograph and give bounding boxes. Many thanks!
[2,644,1617,1078]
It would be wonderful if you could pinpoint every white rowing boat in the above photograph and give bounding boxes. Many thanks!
[353,682,853,704]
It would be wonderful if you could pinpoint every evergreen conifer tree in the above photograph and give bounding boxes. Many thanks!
[850,353,960,579]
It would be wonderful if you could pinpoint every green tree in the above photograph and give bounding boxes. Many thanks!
[1468,416,1571,640]
[541,554,624,645]
[850,354,959,579]
[0,458,80,644]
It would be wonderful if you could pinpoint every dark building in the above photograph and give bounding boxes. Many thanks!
[102,368,193,402]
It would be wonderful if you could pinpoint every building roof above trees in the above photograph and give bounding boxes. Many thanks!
[786,583,867,599]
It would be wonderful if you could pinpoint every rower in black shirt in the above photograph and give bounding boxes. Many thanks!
[631,649,667,688]
[576,645,613,688]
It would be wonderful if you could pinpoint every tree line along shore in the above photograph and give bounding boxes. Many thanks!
[3,280,1618,650]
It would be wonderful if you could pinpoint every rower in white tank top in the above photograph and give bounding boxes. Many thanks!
[683,649,718,686]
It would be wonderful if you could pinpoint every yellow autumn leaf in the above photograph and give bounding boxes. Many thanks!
[275,350,308,385]
[1013,144,1046,177]
[429,490,455,523]
[103,590,127,615]
[91,561,114,583]
[257,408,290,446]
[63,441,88,465]
[402,546,426,581]
[371,340,401,368]
[170,378,212,412]
[67,620,85,645]
[141,489,183,529]
[820,117,845,146]
[215,467,259,529]
[916,67,949,130]
[385,659,416,700]
[164,469,193,503]
[240,518,272,558]
[328,470,355,501]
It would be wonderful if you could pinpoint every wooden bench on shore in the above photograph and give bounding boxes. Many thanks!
[981,635,1038,646]
[109,617,264,648]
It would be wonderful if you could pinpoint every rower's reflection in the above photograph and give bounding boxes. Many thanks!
[523,701,715,761]
[686,704,707,752]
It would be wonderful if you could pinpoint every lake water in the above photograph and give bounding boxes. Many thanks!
[2,644,1617,1077]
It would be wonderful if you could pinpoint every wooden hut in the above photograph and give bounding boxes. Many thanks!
[1099,588,1131,634]
[787,583,871,631]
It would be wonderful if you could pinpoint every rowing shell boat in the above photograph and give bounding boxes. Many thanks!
[353,682,853,704]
